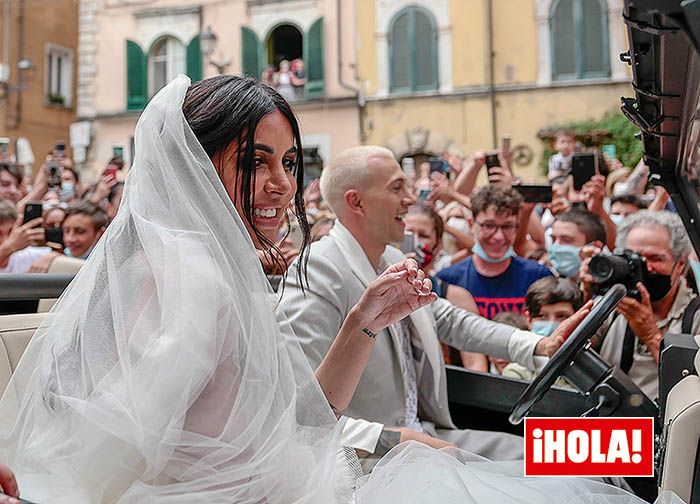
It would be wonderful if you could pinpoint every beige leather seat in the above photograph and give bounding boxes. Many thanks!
[659,335,700,502]
[37,255,84,313]
[0,313,45,397]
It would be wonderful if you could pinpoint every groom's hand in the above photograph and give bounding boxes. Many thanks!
[534,300,593,356]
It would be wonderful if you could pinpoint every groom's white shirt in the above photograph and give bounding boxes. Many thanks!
[279,221,543,453]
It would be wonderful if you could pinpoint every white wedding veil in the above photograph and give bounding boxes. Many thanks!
[0,75,358,503]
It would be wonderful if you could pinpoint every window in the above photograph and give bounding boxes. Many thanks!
[45,45,73,107]
[551,0,609,80]
[126,37,200,111]
[148,36,186,97]
[388,7,438,93]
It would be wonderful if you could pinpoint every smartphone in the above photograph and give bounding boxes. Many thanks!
[502,135,512,154]
[54,140,66,158]
[516,184,553,203]
[602,144,617,160]
[571,153,597,191]
[428,158,449,175]
[23,202,43,225]
[485,153,500,168]
[0,137,9,154]
[400,232,415,254]
[45,226,64,248]
[104,165,118,179]
[418,188,431,200]
[112,146,124,160]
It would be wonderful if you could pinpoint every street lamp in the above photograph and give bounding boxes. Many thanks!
[200,26,231,75]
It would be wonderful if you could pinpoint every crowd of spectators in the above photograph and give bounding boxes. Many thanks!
[0,146,124,287]
[261,58,307,101]
[264,130,695,403]
[0,129,693,403]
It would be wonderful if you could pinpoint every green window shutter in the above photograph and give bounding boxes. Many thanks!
[126,40,147,110]
[241,27,261,79]
[581,0,609,77]
[551,0,577,80]
[305,17,325,97]
[186,35,203,81]
[413,9,438,90]
[389,7,438,93]
[389,10,411,92]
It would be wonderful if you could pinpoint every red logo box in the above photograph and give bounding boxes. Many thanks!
[524,417,654,477]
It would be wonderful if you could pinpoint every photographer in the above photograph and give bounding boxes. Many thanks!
[582,211,698,399]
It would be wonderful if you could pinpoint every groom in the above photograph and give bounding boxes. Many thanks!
[279,146,580,465]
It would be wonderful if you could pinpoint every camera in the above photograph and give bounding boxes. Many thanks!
[45,161,62,189]
[589,249,648,298]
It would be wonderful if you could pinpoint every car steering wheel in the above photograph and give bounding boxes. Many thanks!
[509,284,627,424]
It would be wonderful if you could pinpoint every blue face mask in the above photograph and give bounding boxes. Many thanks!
[59,182,75,201]
[531,320,560,337]
[547,243,581,277]
[609,214,625,227]
[472,241,515,264]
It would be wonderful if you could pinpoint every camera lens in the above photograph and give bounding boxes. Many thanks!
[589,255,631,284]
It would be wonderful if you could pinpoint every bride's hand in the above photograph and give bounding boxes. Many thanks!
[355,259,437,333]
[0,463,19,503]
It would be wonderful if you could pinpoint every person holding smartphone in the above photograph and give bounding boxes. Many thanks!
[0,200,51,273]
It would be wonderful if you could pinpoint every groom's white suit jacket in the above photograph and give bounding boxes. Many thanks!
[279,222,542,453]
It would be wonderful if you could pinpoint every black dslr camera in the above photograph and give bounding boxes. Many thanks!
[45,161,62,189]
[589,249,648,299]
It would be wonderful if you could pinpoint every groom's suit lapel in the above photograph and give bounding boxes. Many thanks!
[328,223,405,361]
[328,222,444,401]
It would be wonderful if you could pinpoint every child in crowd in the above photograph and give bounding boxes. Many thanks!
[500,277,582,381]
[547,130,576,179]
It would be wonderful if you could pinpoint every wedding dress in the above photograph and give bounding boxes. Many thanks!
[0,76,683,504]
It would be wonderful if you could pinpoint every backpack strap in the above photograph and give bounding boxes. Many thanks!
[682,296,700,335]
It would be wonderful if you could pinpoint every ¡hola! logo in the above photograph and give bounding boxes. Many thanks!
[524,417,654,477]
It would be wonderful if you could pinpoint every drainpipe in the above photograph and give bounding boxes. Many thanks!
[2,0,10,67]
[486,0,497,149]
[337,0,366,142]
[12,0,25,129]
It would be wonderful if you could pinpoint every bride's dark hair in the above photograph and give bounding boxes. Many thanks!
[182,75,310,288]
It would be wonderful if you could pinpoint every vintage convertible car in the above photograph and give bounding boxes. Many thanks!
[1,0,700,502]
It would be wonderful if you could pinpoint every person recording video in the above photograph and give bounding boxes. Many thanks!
[580,210,700,400]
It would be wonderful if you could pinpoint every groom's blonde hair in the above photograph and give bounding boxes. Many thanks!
[320,145,395,214]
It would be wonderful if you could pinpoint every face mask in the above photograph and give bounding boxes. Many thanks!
[59,182,75,201]
[610,214,625,227]
[645,268,675,302]
[612,182,630,197]
[472,241,514,264]
[547,243,581,277]
[446,216,470,235]
[414,241,432,269]
[531,320,560,337]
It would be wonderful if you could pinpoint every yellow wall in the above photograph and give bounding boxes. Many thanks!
[450,0,487,88]
[365,81,631,181]
[356,0,378,96]
[492,0,538,85]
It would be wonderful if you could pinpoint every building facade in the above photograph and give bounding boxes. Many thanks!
[355,0,631,180]
[0,0,79,167]
[77,0,361,179]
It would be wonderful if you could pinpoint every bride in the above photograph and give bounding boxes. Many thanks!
[0,76,678,504]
